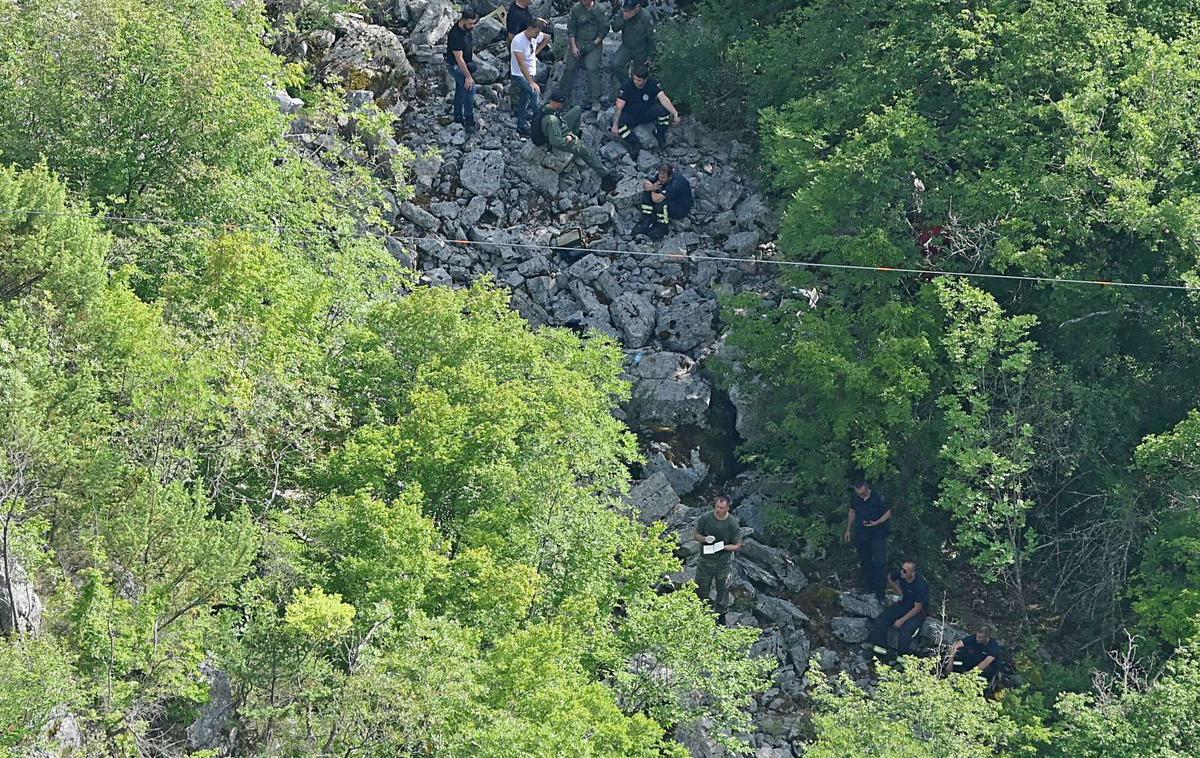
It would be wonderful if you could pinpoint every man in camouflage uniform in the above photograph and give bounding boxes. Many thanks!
[560,0,609,109]
[610,0,655,81]
[540,92,620,189]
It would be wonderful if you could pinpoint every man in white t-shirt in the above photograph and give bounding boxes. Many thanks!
[510,17,549,136]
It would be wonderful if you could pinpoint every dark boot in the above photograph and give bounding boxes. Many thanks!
[631,215,654,237]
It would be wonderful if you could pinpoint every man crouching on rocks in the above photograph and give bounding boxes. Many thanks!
[693,494,742,613]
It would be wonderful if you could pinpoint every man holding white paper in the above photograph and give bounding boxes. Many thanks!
[693,495,742,612]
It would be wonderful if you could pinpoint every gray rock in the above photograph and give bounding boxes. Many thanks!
[384,235,416,268]
[643,447,708,496]
[627,351,711,429]
[610,293,656,348]
[673,717,727,758]
[399,201,440,231]
[750,628,787,663]
[565,253,608,283]
[656,297,717,354]
[754,595,809,629]
[814,646,839,672]
[739,539,808,594]
[345,89,375,110]
[581,203,614,227]
[920,617,967,649]
[725,230,761,256]
[471,50,504,84]
[409,151,444,193]
[187,662,233,751]
[272,89,304,115]
[839,592,883,619]
[516,255,552,278]
[514,151,563,196]
[459,150,506,198]
[0,558,42,634]
[735,193,771,230]
[624,472,682,525]
[831,616,871,644]
[428,200,460,220]
[407,0,456,49]
[525,275,559,305]
[459,195,489,227]
[424,267,453,287]
[787,630,811,678]
[321,16,414,107]
[472,15,505,50]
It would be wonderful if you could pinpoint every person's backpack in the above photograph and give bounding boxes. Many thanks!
[530,108,550,147]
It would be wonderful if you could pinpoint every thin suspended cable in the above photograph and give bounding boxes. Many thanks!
[1,207,1193,292]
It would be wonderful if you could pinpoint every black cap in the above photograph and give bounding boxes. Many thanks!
[622,0,639,9]
[548,90,566,104]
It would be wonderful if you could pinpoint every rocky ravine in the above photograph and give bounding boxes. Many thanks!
[268,2,965,756]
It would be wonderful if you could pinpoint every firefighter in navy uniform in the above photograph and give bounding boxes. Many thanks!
[946,626,1003,690]
[868,560,929,659]
[844,477,892,600]
[609,65,680,157]
[633,163,691,240]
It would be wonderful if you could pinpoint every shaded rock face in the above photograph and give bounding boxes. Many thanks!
[187,661,235,752]
[320,15,414,107]
[627,351,712,431]
[0,557,43,635]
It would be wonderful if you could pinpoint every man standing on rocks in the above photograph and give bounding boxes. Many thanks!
[506,0,534,42]
[445,9,479,134]
[693,494,742,613]
[611,65,680,156]
[610,0,655,81]
[511,17,550,136]
[633,162,691,240]
[560,0,608,110]
[540,92,620,189]
[844,476,891,601]
[868,559,928,658]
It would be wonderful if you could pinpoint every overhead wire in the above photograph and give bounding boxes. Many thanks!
[0,206,1194,293]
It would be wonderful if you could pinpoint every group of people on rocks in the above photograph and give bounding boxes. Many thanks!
[689,481,1004,693]
[845,477,1005,689]
[444,0,693,240]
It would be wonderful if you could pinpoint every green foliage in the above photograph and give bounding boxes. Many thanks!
[0,637,83,750]
[807,657,1024,757]
[934,279,1039,579]
[1052,645,1200,757]
[0,0,283,213]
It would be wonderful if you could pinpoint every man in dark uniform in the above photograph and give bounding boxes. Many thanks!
[609,65,680,157]
[868,559,928,658]
[693,494,742,612]
[844,476,891,600]
[632,163,691,240]
[445,9,479,133]
[946,625,1003,688]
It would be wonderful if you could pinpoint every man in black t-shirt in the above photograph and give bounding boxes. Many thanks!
[868,560,929,657]
[946,626,1003,686]
[844,476,891,600]
[609,65,680,157]
[445,9,479,133]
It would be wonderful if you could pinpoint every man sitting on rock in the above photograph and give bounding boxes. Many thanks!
[633,162,691,240]
[693,494,742,614]
[611,65,680,157]
[540,91,620,191]
[868,559,929,659]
